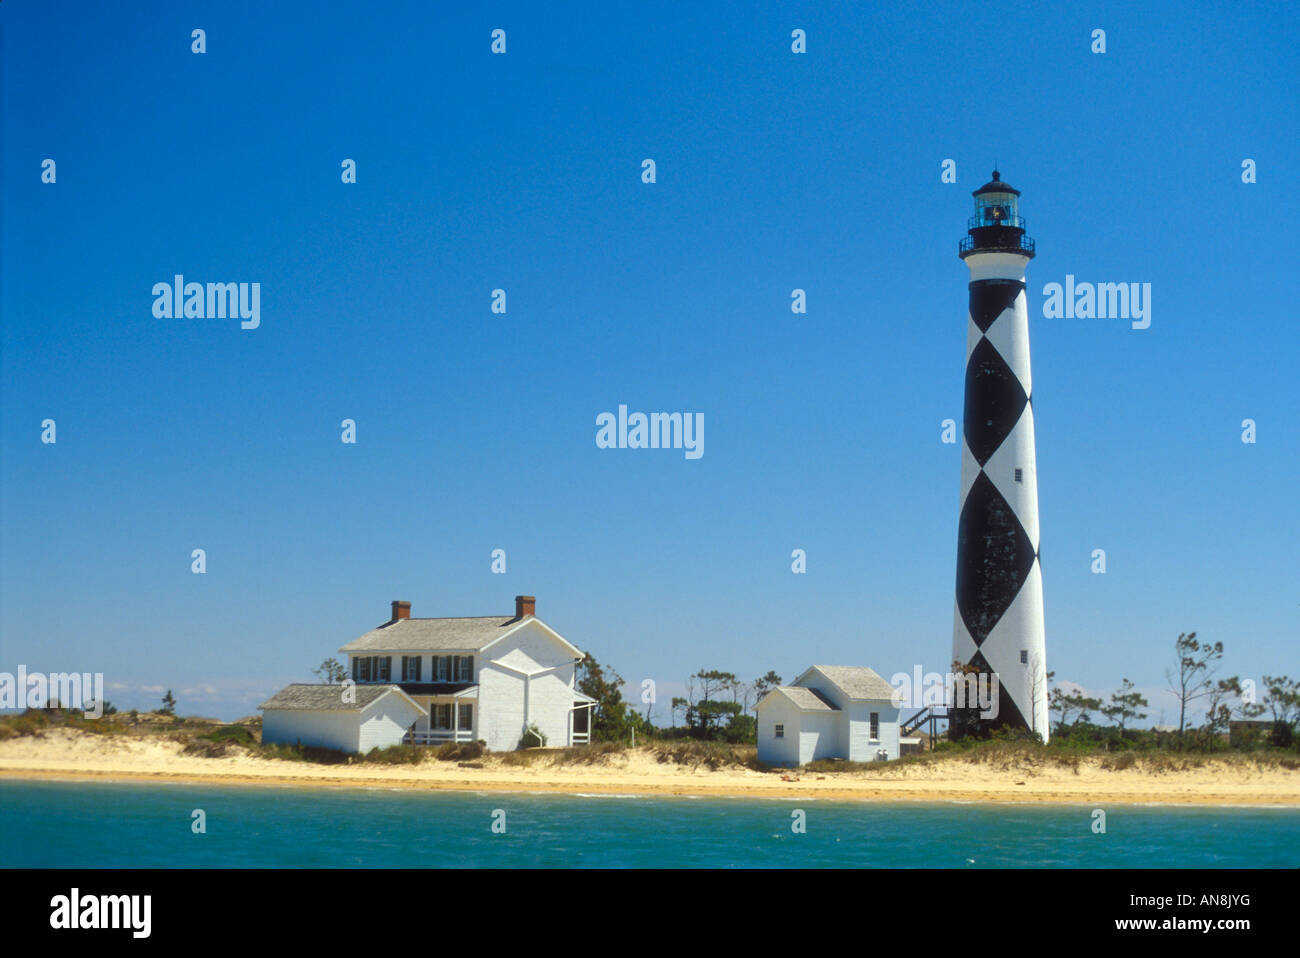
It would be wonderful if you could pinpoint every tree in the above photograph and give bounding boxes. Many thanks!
[1262,675,1300,747]
[160,690,177,716]
[752,671,783,712]
[693,699,743,736]
[722,713,757,743]
[576,652,645,742]
[1049,679,1101,731]
[313,658,347,684]
[677,669,748,740]
[948,658,1014,740]
[1201,677,1244,750]
[1025,657,1048,735]
[1101,678,1148,733]
[1164,632,1223,749]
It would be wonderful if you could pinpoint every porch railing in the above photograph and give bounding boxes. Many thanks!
[404,729,476,746]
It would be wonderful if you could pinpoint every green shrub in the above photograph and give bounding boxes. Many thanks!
[433,740,487,762]
[245,741,352,764]
[545,742,625,765]
[182,738,233,758]
[0,710,52,739]
[651,740,751,770]
[518,724,546,749]
[199,725,256,745]
[363,745,423,765]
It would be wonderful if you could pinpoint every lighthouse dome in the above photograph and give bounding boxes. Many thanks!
[972,170,1021,197]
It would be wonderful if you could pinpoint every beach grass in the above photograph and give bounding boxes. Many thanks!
[4,709,1298,778]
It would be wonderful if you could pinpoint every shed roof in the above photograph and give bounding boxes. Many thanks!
[776,686,841,711]
[258,683,415,712]
[807,665,898,701]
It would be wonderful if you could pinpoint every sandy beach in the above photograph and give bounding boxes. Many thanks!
[1,730,1298,806]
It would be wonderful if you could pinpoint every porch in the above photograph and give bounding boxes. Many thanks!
[401,687,477,747]
[403,727,477,746]
[571,692,596,745]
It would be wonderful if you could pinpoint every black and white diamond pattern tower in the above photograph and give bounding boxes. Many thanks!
[952,171,1049,742]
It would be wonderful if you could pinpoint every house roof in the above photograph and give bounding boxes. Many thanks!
[258,683,417,712]
[339,616,523,653]
[806,665,897,701]
[775,686,840,711]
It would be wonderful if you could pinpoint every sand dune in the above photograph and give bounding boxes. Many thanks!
[1,730,1297,805]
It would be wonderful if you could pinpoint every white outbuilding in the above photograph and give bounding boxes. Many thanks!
[259,683,425,753]
[755,665,901,767]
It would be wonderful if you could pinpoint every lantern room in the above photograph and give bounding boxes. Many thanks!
[974,171,1020,227]
[960,170,1035,259]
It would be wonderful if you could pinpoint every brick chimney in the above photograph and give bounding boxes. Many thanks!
[391,600,411,622]
[515,595,536,619]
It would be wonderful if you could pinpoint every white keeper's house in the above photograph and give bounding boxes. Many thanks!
[755,665,901,767]
[260,596,595,754]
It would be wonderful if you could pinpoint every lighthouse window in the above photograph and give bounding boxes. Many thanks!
[1020,650,1029,664]
[1015,468,1024,483]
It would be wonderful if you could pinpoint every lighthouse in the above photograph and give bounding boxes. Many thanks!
[951,171,1049,742]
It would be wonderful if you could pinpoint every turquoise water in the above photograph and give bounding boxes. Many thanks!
[2,780,1297,868]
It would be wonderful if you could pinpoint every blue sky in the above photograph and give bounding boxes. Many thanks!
[2,0,1296,723]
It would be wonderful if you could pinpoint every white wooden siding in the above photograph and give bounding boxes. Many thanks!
[262,709,361,752]
[262,694,422,754]
[845,702,901,761]
[756,696,803,767]
[477,620,579,751]
[797,710,840,765]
